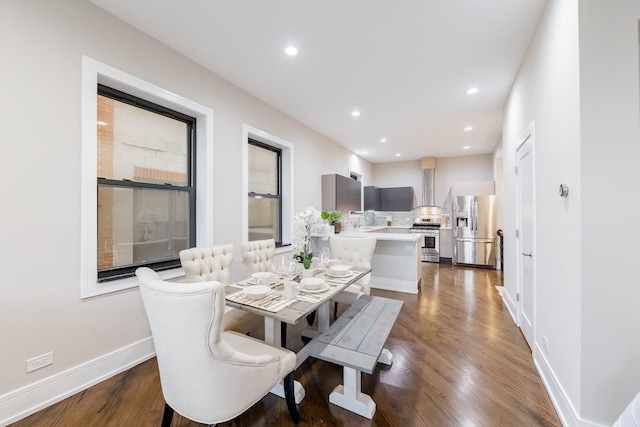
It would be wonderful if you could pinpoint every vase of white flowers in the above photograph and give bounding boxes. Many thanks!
[293,206,328,273]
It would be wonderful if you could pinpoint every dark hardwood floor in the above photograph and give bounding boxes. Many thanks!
[11,263,561,427]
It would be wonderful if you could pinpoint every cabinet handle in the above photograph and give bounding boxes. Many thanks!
[521,252,532,257]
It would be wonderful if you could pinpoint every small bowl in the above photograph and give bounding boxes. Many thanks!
[251,272,275,283]
[244,285,271,300]
[300,277,325,290]
[329,265,351,276]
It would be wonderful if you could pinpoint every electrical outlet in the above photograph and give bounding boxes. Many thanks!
[26,352,54,373]
[542,336,549,354]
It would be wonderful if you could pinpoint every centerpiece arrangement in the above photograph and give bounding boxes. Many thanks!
[293,206,328,276]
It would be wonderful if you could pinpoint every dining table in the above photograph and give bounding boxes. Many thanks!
[223,265,372,404]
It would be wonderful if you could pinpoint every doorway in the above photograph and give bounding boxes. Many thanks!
[516,124,535,349]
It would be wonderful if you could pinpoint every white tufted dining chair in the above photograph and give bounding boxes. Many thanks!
[179,245,263,334]
[240,239,276,275]
[135,267,299,426]
[329,235,377,318]
[613,392,640,427]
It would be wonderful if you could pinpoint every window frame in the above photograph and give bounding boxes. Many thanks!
[81,57,214,298]
[96,84,197,282]
[248,139,283,246]
[242,125,293,252]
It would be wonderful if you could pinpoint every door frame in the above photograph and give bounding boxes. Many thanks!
[515,122,536,348]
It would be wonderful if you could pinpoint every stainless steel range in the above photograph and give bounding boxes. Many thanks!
[410,223,440,263]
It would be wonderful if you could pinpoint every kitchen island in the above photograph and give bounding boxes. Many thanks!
[315,226,422,294]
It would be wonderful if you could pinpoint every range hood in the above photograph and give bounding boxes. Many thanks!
[417,157,440,211]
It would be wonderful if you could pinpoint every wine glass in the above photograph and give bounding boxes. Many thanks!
[320,247,331,270]
[280,255,294,280]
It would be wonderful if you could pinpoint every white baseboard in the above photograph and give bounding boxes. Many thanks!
[0,338,155,427]
[533,344,608,427]
[501,289,518,324]
[370,277,418,294]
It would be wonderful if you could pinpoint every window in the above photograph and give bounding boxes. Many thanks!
[242,125,293,251]
[248,140,281,244]
[82,57,214,298]
[96,85,196,282]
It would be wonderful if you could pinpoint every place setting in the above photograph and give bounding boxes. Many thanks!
[295,277,334,303]
[321,263,357,284]
[226,271,295,312]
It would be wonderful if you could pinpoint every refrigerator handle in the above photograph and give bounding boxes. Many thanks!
[472,198,477,232]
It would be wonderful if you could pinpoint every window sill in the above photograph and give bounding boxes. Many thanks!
[82,267,184,299]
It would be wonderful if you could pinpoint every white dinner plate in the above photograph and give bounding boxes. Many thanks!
[298,283,330,293]
[325,270,354,278]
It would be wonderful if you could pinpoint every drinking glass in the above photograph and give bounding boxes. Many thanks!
[320,247,331,270]
[281,255,295,280]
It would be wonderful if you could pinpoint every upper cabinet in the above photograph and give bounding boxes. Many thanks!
[363,186,381,211]
[322,174,362,212]
[380,187,414,211]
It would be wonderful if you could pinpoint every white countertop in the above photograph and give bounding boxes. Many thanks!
[338,226,421,242]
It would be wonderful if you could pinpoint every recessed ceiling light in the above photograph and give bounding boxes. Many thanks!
[463,146,470,150]
[395,153,401,157]
[464,126,473,131]
[97,121,107,126]
[351,110,361,117]
[361,151,368,154]
[285,46,298,56]
[466,87,479,95]
[380,138,387,143]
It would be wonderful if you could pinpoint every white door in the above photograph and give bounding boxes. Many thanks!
[516,129,535,349]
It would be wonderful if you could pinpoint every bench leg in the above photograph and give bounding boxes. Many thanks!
[329,367,376,419]
[378,348,393,365]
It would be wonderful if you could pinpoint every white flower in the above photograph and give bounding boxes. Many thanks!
[292,207,328,262]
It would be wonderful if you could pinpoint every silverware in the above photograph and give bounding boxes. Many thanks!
[259,294,283,308]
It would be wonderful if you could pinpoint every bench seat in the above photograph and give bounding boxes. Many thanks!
[308,295,403,418]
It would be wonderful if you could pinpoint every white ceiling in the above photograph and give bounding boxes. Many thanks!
[88,0,547,164]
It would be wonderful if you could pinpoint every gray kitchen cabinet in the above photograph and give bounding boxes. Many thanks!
[380,187,414,211]
[363,186,381,211]
[322,174,362,212]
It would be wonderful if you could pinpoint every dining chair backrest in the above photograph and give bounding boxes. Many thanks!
[134,267,295,425]
[613,392,640,427]
[329,235,377,291]
[179,244,234,283]
[240,239,276,275]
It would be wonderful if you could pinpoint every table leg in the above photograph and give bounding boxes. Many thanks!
[264,317,281,347]
[301,301,330,339]
[378,348,393,365]
[329,366,376,419]
[265,318,306,404]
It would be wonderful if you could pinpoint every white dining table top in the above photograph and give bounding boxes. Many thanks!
[224,266,371,326]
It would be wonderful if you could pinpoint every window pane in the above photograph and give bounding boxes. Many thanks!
[248,197,280,241]
[249,144,278,194]
[97,95,188,185]
[98,186,190,270]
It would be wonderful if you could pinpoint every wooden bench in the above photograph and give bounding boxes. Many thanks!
[307,295,403,418]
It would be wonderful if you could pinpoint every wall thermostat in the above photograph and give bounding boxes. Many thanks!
[559,184,569,197]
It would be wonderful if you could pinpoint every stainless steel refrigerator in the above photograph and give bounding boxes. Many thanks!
[453,195,497,268]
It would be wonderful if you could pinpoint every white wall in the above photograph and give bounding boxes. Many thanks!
[503,0,640,424]
[578,0,640,422]
[0,0,372,421]
[434,155,494,210]
[503,0,583,422]
[372,160,422,207]
[372,155,495,211]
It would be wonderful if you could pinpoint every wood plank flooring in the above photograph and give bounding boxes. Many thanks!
[11,263,561,427]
